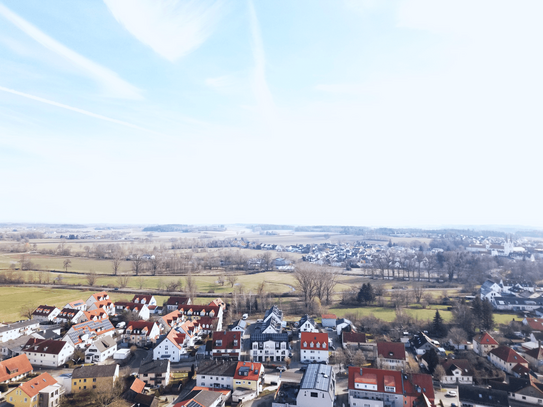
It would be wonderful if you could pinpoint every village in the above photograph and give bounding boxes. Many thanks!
[2,275,543,407]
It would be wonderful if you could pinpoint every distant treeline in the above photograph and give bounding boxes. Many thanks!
[143,224,226,233]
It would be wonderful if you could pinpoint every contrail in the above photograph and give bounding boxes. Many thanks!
[0,86,151,132]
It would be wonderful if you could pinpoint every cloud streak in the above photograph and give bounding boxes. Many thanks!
[104,0,224,62]
[0,3,141,99]
[247,0,275,122]
[0,86,151,132]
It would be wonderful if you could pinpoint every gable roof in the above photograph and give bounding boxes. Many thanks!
[197,361,237,377]
[250,333,289,343]
[166,296,190,306]
[132,294,155,303]
[299,314,316,327]
[300,364,333,391]
[525,318,543,331]
[22,338,68,355]
[348,367,403,394]
[343,332,367,344]
[473,332,498,346]
[126,321,157,335]
[441,359,474,376]
[234,361,262,381]
[115,301,147,311]
[20,372,57,398]
[57,308,81,319]
[91,335,117,352]
[72,364,118,379]
[459,385,509,407]
[0,354,33,383]
[130,377,146,394]
[65,319,115,345]
[139,359,170,375]
[212,331,242,350]
[175,389,222,407]
[526,346,543,360]
[489,346,528,364]
[300,332,328,350]
[376,342,406,361]
[322,314,337,319]
[32,305,58,316]
[157,329,186,350]
[90,292,109,302]
[66,300,85,308]
[83,309,108,320]
[404,373,435,401]
[160,310,184,327]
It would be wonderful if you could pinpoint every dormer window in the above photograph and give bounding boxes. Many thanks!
[310,342,314,348]
[316,342,320,348]
[216,340,222,346]
[304,342,307,347]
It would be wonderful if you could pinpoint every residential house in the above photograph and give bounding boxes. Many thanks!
[440,359,474,385]
[176,320,202,347]
[336,318,354,335]
[321,314,337,328]
[348,367,434,407]
[138,359,171,387]
[459,384,510,407]
[492,297,543,312]
[124,377,158,407]
[488,346,529,374]
[250,333,289,362]
[209,298,227,312]
[4,372,62,407]
[63,319,115,349]
[273,364,335,407]
[55,308,86,325]
[174,389,225,407]
[195,316,218,335]
[298,315,318,336]
[473,332,499,356]
[87,299,115,316]
[177,305,223,331]
[85,292,110,309]
[114,302,150,321]
[480,280,503,301]
[64,300,87,311]
[157,310,185,333]
[153,329,187,362]
[166,296,191,312]
[342,332,367,349]
[21,339,74,367]
[232,361,264,403]
[82,309,109,322]
[524,318,543,332]
[229,319,247,334]
[263,306,283,326]
[300,332,329,364]
[0,320,40,343]
[123,321,160,346]
[0,354,33,384]
[196,361,237,390]
[132,294,157,306]
[71,364,119,393]
[490,377,543,406]
[411,332,439,355]
[524,346,543,372]
[31,305,60,322]
[212,331,242,360]
[84,335,117,363]
[1,335,37,359]
[375,342,407,370]
[254,317,282,335]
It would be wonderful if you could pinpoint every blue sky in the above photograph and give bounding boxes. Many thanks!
[1,0,542,227]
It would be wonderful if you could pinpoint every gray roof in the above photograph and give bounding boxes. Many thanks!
[92,335,117,352]
[481,280,499,295]
[0,320,39,334]
[459,385,509,407]
[300,363,333,391]
[192,390,222,407]
[65,319,114,344]
[197,361,238,377]
[299,315,316,327]
[72,364,118,379]
[139,359,170,375]
[494,297,543,306]
[250,333,289,343]
[264,305,283,321]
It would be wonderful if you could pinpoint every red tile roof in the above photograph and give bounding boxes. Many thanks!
[32,305,57,316]
[322,314,337,319]
[83,309,108,320]
[160,310,184,327]
[376,342,406,360]
[489,346,528,364]
[473,332,498,345]
[512,363,530,377]
[525,318,543,331]
[404,373,435,401]
[92,292,109,301]
[212,331,242,350]
[234,361,262,381]
[132,294,154,303]
[115,302,147,312]
[178,305,220,316]
[130,377,146,394]
[300,332,328,350]
[526,346,543,360]
[20,372,57,398]
[348,367,403,394]
[0,354,33,383]
[164,329,186,350]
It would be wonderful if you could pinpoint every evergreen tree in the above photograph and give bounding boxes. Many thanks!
[472,296,483,323]
[481,298,494,331]
[432,310,446,337]
[357,283,375,305]
[425,348,439,373]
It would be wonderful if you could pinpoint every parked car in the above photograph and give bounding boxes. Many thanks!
[446,391,457,397]
[300,365,307,371]
[242,314,249,320]
[277,366,286,372]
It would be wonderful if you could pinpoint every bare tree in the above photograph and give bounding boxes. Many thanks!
[217,274,226,286]
[111,253,123,276]
[185,271,197,302]
[116,275,130,288]
[353,350,366,367]
[136,276,146,289]
[294,264,318,311]
[86,271,98,286]
[131,255,143,276]
[412,284,425,304]
[20,302,35,319]
[63,258,71,272]
[226,274,238,288]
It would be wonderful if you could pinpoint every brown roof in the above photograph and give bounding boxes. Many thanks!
[57,308,80,318]
[525,318,543,331]
[322,314,337,319]
[377,342,406,360]
[441,359,474,376]
[166,296,190,306]
[212,331,241,350]
[72,364,118,379]
[20,372,57,398]
[490,346,528,364]
[526,346,543,360]
[115,301,146,311]
[22,338,68,355]
[343,332,367,344]
[32,305,57,316]
[126,321,157,335]
[0,354,33,383]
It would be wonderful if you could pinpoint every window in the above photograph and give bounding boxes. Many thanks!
[311,392,318,398]
[93,378,96,382]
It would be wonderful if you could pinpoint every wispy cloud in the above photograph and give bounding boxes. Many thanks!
[0,86,151,132]
[104,0,224,62]
[0,3,141,100]
[247,0,275,122]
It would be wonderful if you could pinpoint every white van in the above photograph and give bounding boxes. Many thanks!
[242,314,249,320]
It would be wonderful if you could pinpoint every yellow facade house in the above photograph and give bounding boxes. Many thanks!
[71,364,119,393]
[6,372,61,407]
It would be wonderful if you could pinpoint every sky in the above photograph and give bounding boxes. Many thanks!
[0,0,542,228]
